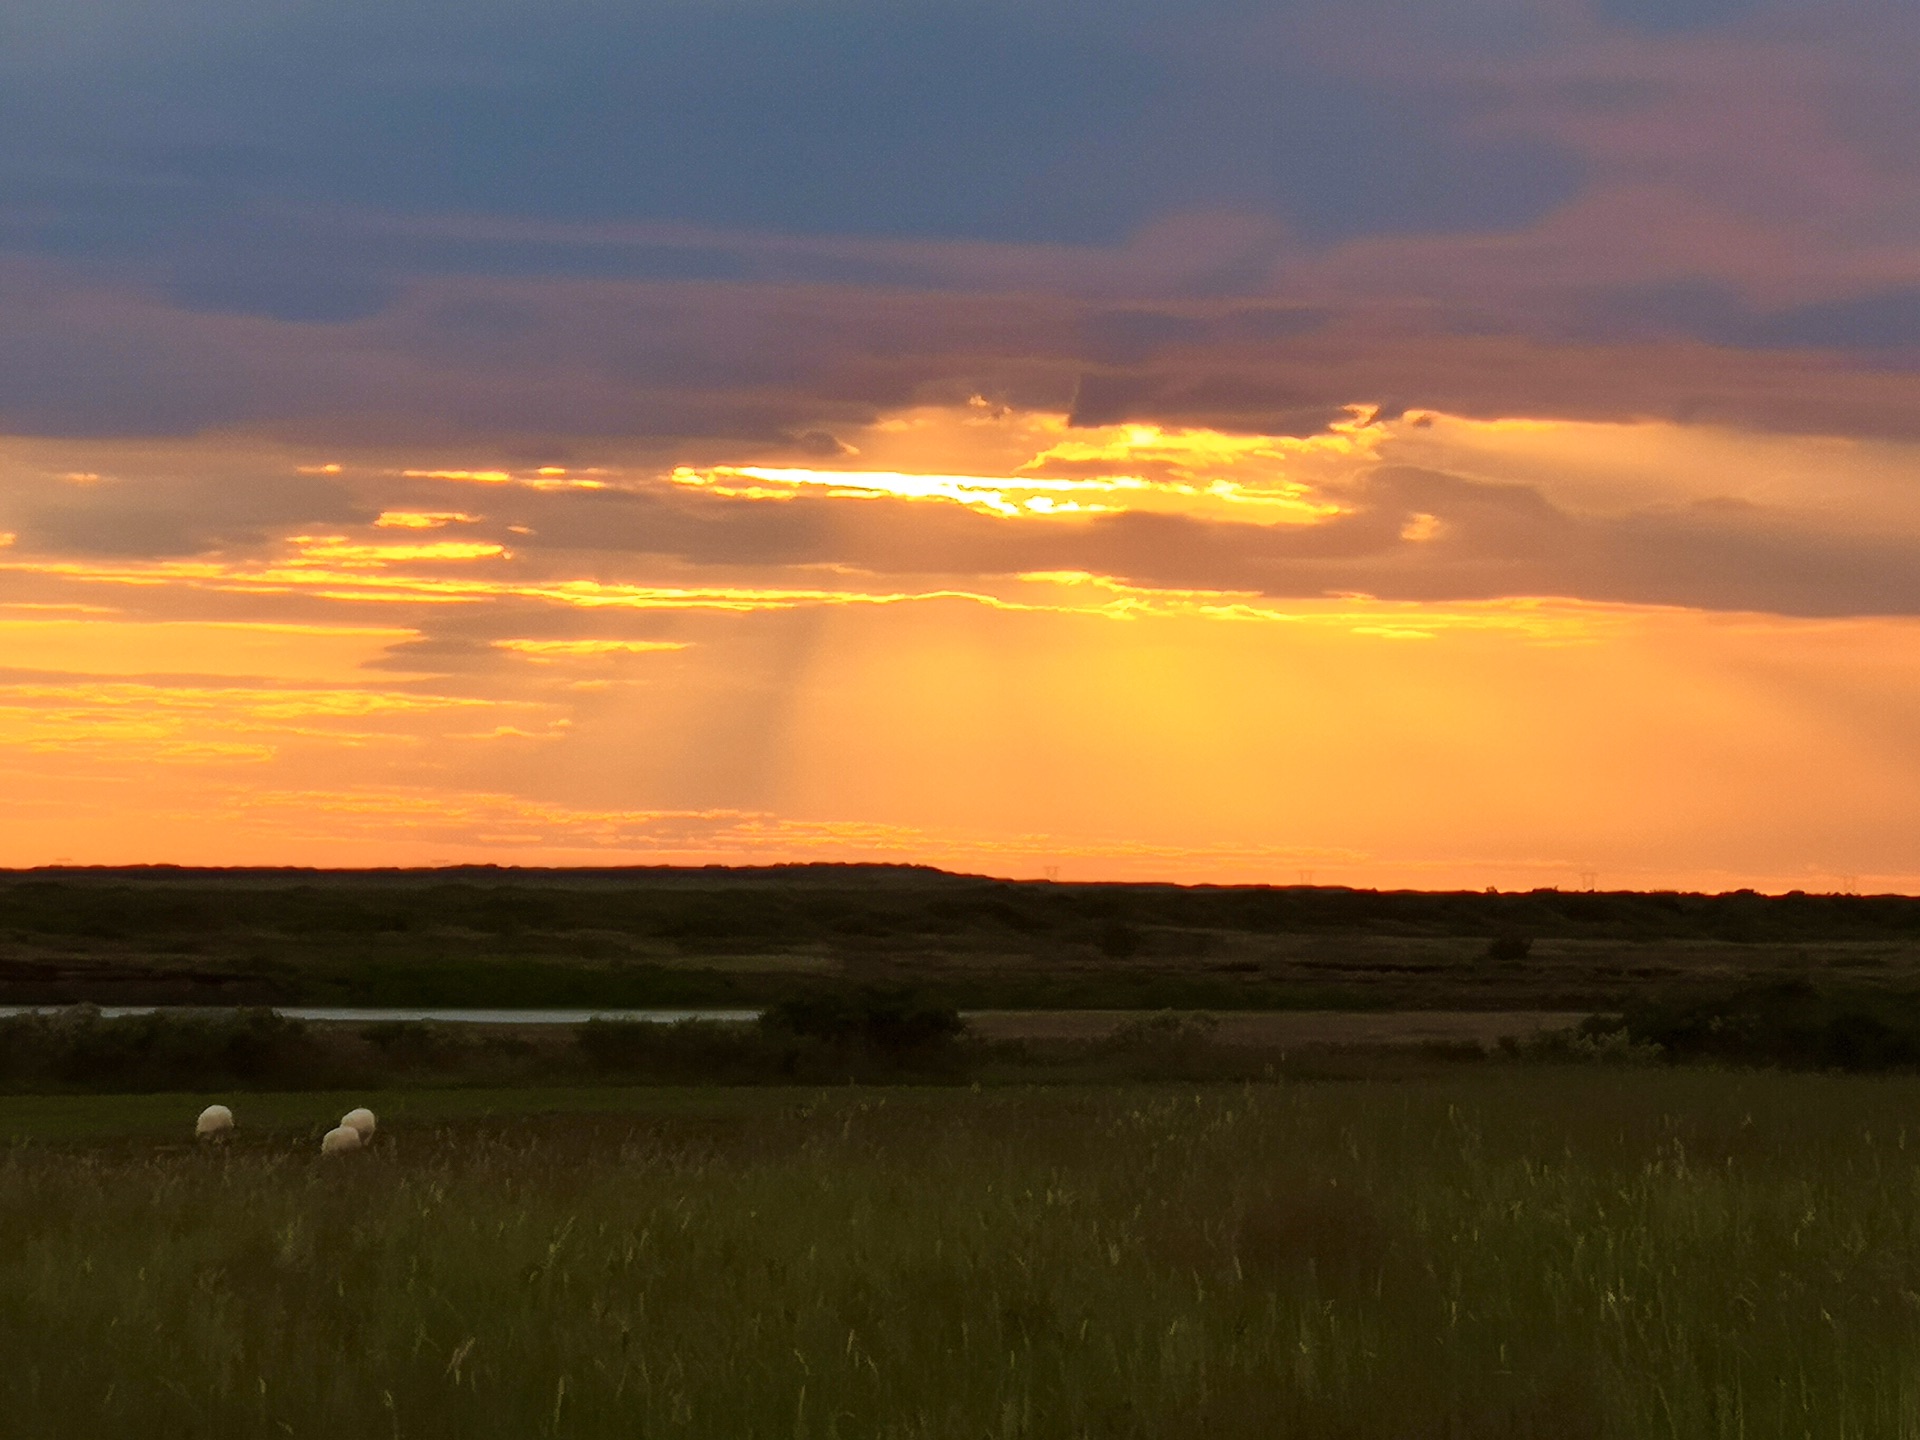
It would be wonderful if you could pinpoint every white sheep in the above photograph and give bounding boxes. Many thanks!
[195,1104,234,1140]
[321,1124,363,1155]
[341,1107,377,1141]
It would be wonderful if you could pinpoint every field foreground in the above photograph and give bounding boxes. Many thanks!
[6,1075,1920,1437]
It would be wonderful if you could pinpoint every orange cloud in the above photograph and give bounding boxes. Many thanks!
[375,510,481,529]
[493,638,688,659]
[0,678,520,766]
[672,463,1150,518]
[0,617,416,680]
[287,535,510,564]
[3,398,1919,887]
[400,468,609,491]
[752,401,1368,523]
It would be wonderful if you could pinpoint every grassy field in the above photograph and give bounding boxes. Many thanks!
[8,1073,1920,1437]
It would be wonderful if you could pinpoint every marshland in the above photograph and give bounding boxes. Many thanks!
[11,1075,1920,1438]
[8,868,1920,1437]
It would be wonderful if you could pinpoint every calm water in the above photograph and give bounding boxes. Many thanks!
[0,1006,763,1025]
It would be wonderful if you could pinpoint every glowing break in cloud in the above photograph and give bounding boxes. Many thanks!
[4,397,1920,889]
[670,405,1367,522]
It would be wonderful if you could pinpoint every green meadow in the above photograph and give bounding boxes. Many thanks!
[7,1072,1920,1438]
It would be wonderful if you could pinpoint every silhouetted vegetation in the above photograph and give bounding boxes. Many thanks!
[577,992,967,1083]
[0,1000,1494,1092]
[761,987,964,1055]
[0,1007,339,1091]
[5,865,1916,945]
[0,1004,980,1092]
[1485,932,1533,963]
[23,980,1920,1091]
[1595,981,1920,1071]
[1,864,1916,1011]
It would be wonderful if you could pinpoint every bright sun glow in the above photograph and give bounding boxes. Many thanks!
[4,402,1919,889]
[667,406,1366,523]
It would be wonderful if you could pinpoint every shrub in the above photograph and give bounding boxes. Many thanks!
[0,1006,333,1090]
[573,1019,767,1080]
[1485,934,1533,964]
[1513,1025,1664,1066]
[1599,981,1920,1071]
[760,987,964,1057]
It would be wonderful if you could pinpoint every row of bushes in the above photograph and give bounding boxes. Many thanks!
[1586,981,1920,1071]
[0,998,1360,1091]
[0,990,979,1092]
[14,982,1920,1090]
[1496,981,1920,1072]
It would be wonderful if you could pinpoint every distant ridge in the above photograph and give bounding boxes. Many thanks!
[2,864,1916,1011]
[1,863,1911,906]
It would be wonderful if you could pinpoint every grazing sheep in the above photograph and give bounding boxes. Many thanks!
[341,1107,377,1140]
[321,1124,363,1155]
[195,1104,234,1139]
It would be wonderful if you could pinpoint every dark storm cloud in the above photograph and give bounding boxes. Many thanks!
[3,260,1918,452]
[0,0,1582,293]
[0,0,1913,459]
[1599,283,1920,355]
[1068,371,1351,437]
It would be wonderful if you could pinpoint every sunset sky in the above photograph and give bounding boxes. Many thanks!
[2,0,1918,889]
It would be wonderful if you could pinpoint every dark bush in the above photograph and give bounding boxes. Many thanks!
[359,1020,452,1065]
[574,1018,766,1079]
[1600,981,1920,1071]
[578,1003,972,1084]
[0,1006,331,1090]
[1485,933,1533,964]
[761,987,964,1056]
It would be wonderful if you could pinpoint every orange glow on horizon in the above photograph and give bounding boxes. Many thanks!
[3,401,1919,889]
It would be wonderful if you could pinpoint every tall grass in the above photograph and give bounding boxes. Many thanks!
[5,1073,1920,1436]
